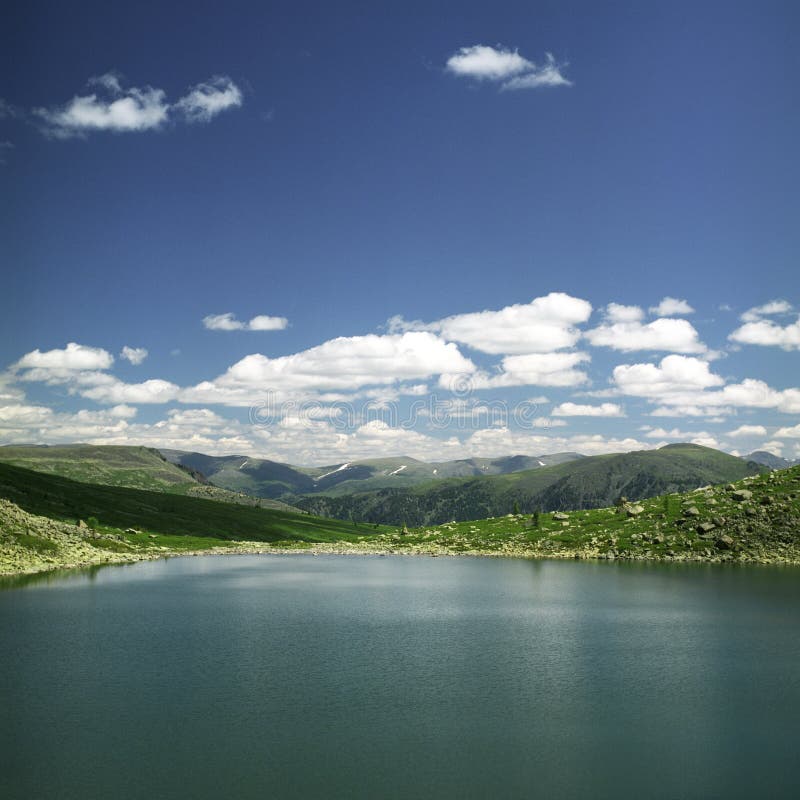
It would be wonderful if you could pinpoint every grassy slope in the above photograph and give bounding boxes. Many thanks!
[0,444,198,489]
[377,465,800,564]
[295,444,767,525]
[0,462,380,543]
[0,444,298,512]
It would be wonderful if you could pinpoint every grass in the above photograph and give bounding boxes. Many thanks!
[0,462,388,544]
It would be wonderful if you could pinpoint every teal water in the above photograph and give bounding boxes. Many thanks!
[2,555,799,799]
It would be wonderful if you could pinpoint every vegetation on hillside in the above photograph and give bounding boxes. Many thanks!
[2,462,798,577]
[294,444,766,526]
[0,462,379,544]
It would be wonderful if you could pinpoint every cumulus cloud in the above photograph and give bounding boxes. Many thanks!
[203,312,289,332]
[604,303,644,323]
[728,316,800,351]
[457,352,590,390]
[175,76,243,122]
[552,402,625,417]
[445,45,571,91]
[726,424,768,438]
[612,355,724,397]
[15,342,114,372]
[774,422,800,439]
[642,427,712,441]
[120,346,148,365]
[34,72,242,138]
[181,331,476,405]
[649,297,694,316]
[613,356,800,415]
[739,300,792,323]
[585,317,708,354]
[80,376,181,404]
[392,292,593,355]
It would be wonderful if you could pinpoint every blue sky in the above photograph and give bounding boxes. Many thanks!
[1,0,799,464]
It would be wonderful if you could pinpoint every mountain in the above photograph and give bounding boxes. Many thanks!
[745,451,799,470]
[0,444,297,512]
[159,449,585,498]
[0,462,371,543]
[293,444,768,526]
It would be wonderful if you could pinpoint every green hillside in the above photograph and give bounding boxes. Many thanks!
[3,464,798,578]
[0,444,298,512]
[295,444,767,526]
[0,444,201,490]
[0,462,377,543]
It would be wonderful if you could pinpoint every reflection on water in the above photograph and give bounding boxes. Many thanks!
[2,555,799,800]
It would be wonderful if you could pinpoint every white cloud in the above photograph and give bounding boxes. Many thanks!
[605,303,644,323]
[34,73,242,138]
[175,76,243,123]
[446,45,571,91]
[650,405,735,418]
[649,297,695,316]
[401,292,592,355]
[460,351,590,390]
[728,316,800,351]
[643,427,712,441]
[739,300,792,323]
[15,342,114,372]
[182,331,476,405]
[586,317,708,354]
[774,423,800,439]
[759,440,785,457]
[531,417,567,428]
[612,355,724,397]
[501,53,573,90]
[203,312,288,331]
[120,346,148,365]
[446,45,536,81]
[726,424,768,438]
[552,402,625,417]
[35,77,169,138]
[81,377,180,404]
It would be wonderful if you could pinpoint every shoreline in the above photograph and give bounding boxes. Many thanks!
[4,537,799,581]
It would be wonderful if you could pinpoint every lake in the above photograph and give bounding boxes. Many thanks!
[2,555,799,799]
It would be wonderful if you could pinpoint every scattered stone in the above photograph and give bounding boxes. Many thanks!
[715,534,734,550]
[697,522,716,535]
[77,519,88,529]
[684,506,700,517]
[553,512,569,521]
[732,490,752,502]
[625,504,645,517]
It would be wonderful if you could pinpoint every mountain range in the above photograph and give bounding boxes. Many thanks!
[0,442,770,527]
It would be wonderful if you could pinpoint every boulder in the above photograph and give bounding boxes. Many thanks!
[77,519,88,529]
[715,534,735,550]
[553,512,570,521]
[732,490,752,502]
[697,522,716,535]
[684,506,700,517]
[625,504,645,517]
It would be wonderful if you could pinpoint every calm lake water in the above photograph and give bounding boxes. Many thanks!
[2,555,799,799]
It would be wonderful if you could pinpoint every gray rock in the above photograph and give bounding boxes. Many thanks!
[697,521,717,535]
[732,489,752,501]
[684,506,700,517]
[553,512,570,521]
[715,534,735,550]
[625,504,645,517]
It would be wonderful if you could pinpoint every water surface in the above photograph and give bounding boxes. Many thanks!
[2,555,799,799]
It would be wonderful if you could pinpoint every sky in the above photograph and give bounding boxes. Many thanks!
[1,0,799,465]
